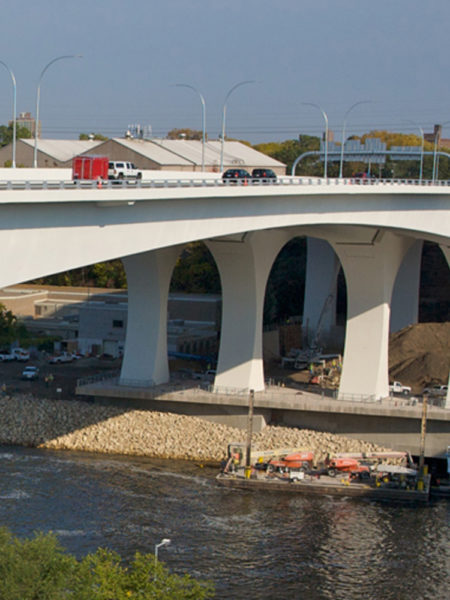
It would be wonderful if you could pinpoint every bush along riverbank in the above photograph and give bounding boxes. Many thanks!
[0,394,395,464]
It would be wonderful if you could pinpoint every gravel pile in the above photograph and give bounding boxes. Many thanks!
[0,394,393,464]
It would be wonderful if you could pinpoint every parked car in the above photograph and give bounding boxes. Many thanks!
[0,350,14,362]
[222,169,252,184]
[108,161,142,180]
[423,385,448,397]
[252,168,277,182]
[12,348,30,362]
[22,366,39,380]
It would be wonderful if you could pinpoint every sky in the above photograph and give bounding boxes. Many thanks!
[0,0,449,145]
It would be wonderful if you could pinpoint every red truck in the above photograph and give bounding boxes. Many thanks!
[72,155,109,181]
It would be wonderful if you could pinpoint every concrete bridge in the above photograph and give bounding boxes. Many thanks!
[0,174,449,407]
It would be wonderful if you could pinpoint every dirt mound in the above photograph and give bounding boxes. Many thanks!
[389,322,450,393]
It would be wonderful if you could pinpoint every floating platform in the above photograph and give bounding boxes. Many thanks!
[216,472,431,503]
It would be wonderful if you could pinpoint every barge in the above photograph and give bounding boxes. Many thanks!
[217,443,431,502]
[216,470,431,502]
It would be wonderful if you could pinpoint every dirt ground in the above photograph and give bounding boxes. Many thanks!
[388,322,450,393]
[0,356,122,400]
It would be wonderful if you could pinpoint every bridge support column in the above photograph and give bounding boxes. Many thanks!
[121,246,182,385]
[438,244,450,408]
[332,233,413,400]
[390,239,423,332]
[303,238,339,348]
[207,231,289,392]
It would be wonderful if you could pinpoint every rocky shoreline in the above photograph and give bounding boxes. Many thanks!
[0,394,395,464]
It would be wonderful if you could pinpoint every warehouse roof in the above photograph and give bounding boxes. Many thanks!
[1,137,286,172]
[20,139,103,162]
[113,138,285,169]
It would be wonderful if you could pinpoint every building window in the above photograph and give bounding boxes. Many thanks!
[112,319,123,328]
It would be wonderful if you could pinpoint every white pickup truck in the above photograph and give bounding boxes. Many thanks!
[389,381,412,396]
[48,352,73,364]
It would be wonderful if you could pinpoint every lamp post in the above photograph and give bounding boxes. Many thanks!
[33,54,82,168]
[0,61,17,168]
[220,80,255,172]
[174,84,206,171]
[339,101,371,178]
[302,102,329,178]
[154,538,171,580]
[403,120,424,183]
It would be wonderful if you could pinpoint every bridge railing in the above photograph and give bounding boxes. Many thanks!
[0,177,449,191]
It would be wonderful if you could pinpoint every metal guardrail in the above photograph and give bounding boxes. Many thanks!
[75,373,449,410]
[0,177,449,191]
[76,373,156,388]
[76,372,120,387]
[118,377,156,388]
[335,392,380,403]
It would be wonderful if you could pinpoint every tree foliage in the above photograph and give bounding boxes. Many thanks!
[264,237,307,324]
[170,243,220,293]
[0,303,27,346]
[167,128,204,140]
[32,260,127,289]
[0,124,32,147]
[253,136,321,175]
[79,133,109,141]
[0,527,215,599]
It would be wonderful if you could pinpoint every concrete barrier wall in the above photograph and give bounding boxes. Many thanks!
[0,168,222,181]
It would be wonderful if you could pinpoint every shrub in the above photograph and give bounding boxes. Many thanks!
[0,528,215,599]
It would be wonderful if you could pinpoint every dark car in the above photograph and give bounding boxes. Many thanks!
[252,168,277,182]
[222,168,252,184]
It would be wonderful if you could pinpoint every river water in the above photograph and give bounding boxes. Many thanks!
[0,445,448,600]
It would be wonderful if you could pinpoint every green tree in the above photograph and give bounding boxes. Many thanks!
[0,303,27,346]
[171,243,220,293]
[167,128,204,140]
[253,136,321,175]
[0,527,215,599]
[0,124,32,147]
[79,133,109,141]
[264,237,306,324]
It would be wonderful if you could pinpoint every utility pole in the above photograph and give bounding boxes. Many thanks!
[245,389,255,478]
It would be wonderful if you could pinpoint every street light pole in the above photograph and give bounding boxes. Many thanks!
[220,80,255,172]
[33,54,82,168]
[302,102,329,178]
[0,61,17,168]
[174,84,206,171]
[154,538,171,580]
[339,100,371,178]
